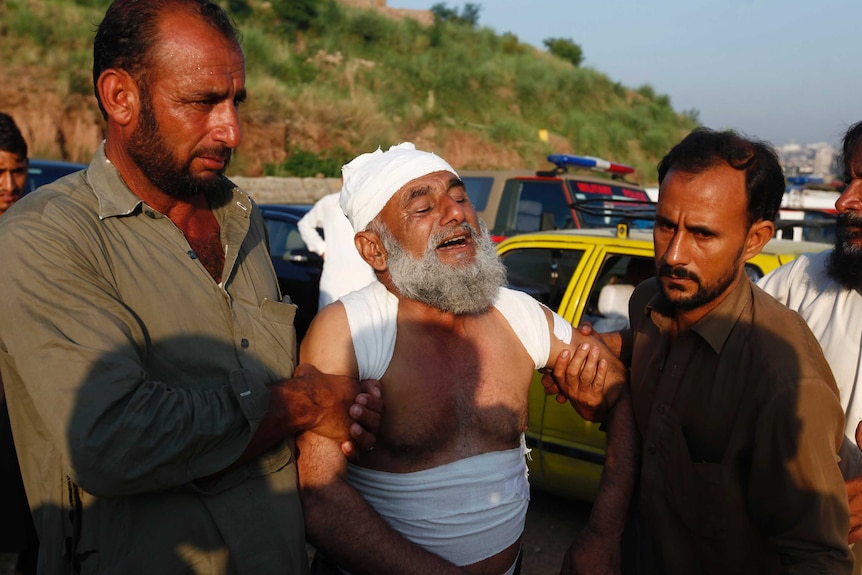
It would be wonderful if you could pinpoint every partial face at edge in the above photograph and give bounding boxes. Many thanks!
[0,150,28,216]
[828,145,862,287]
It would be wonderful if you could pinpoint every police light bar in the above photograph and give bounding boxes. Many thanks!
[547,154,635,175]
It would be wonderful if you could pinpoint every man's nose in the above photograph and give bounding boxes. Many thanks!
[837,179,862,213]
[0,171,13,193]
[212,104,242,149]
[661,232,689,267]
[440,195,465,226]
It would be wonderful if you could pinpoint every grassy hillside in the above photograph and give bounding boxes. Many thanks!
[0,0,698,184]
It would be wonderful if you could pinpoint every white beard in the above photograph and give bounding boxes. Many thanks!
[376,220,507,314]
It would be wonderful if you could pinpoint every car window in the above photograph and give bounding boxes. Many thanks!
[501,247,584,310]
[517,181,573,232]
[462,176,493,212]
[584,254,654,332]
[265,218,299,259]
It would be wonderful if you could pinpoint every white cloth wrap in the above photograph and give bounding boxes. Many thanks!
[340,142,459,233]
[340,282,570,379]
[346,441,531,566]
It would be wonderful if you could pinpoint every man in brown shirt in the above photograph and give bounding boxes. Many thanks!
[547,128,852,574]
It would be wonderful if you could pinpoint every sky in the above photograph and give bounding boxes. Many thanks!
[389,0,859,148]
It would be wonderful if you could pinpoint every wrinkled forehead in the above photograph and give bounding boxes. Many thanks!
[389,170,461,207]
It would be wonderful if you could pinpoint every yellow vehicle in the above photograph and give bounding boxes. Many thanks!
[497,226,831,502]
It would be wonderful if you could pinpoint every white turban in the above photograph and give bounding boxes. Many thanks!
[340,142,459,233]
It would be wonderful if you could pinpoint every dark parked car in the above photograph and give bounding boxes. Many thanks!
[26,158,87,194]
[259,204,323,343]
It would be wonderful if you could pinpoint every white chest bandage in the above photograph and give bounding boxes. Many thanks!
[346,439,530,566]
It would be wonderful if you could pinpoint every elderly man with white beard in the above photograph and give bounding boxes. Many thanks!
[296,143,635,575]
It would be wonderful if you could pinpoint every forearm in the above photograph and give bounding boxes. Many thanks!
[297,209,326,254]
[586,391,638,538]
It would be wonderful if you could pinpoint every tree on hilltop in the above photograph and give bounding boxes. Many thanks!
[430,2,481,28]
[543,37,584,67]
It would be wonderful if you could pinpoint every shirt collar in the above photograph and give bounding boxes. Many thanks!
[86,141,144,219]
[86,141,253,220]
[646,275,753,354]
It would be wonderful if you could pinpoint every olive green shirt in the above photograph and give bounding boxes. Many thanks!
[629,277,852,574]
[0,144,307,574]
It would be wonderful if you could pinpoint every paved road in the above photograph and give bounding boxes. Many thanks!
[521,488,591,575]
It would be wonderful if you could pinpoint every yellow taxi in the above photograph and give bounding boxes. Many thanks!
[497,225,831,501]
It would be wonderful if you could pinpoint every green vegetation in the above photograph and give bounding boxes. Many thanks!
[543,38,584,68]
[0,0,697,182]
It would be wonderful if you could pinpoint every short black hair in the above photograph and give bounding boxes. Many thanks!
[657,127,785,225]
[93,0,241,119]
[841,120,862,178]
[0,112,28,158]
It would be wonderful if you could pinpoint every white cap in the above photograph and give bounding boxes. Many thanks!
[339,142,458,232]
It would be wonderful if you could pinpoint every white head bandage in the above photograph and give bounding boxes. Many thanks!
[340,142,459,233]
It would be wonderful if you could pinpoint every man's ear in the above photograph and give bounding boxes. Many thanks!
[354,230,388,272]
[742,219,775,261]
[96,69,139,127]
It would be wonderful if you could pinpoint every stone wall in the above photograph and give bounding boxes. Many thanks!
[230,176,342,205]
[335,0,434,26]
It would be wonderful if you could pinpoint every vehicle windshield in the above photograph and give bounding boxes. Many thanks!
[566,181,654,228]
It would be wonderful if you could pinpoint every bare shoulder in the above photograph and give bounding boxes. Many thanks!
[299,301,358,377]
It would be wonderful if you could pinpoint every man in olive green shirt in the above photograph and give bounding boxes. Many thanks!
[0,2,379,574]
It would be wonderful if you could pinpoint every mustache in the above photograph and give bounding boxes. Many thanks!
[658,264,700,283]
[837,212,862,229]
[195,146,233,163]
[429,221,475,247]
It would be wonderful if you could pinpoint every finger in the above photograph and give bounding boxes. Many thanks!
[856,420,862,449]
[577,346,603,390]
[570,343,593,392]
[550,349,571,389]
[850,524,862,545]
[593,358,617,407]
[350,403,381,437]
[356,385,383,418]
[556,393,568,404]
[348,421,377,452]
[577,321,594,336]
[340,440,358,461]
[360,378,382,399]
[540,369,561,396]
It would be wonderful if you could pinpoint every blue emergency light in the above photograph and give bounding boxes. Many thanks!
[548,154,635,175]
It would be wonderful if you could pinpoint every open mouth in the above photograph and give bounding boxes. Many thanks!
[437,235,469,249]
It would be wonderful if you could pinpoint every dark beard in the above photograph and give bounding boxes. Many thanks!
[826,213,862,289]
[126,90,230,201]
[378,220,507,314]
[656,257,739,312]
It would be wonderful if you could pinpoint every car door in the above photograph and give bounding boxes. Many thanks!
[538,245,652,501]
[499,236,653,501]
